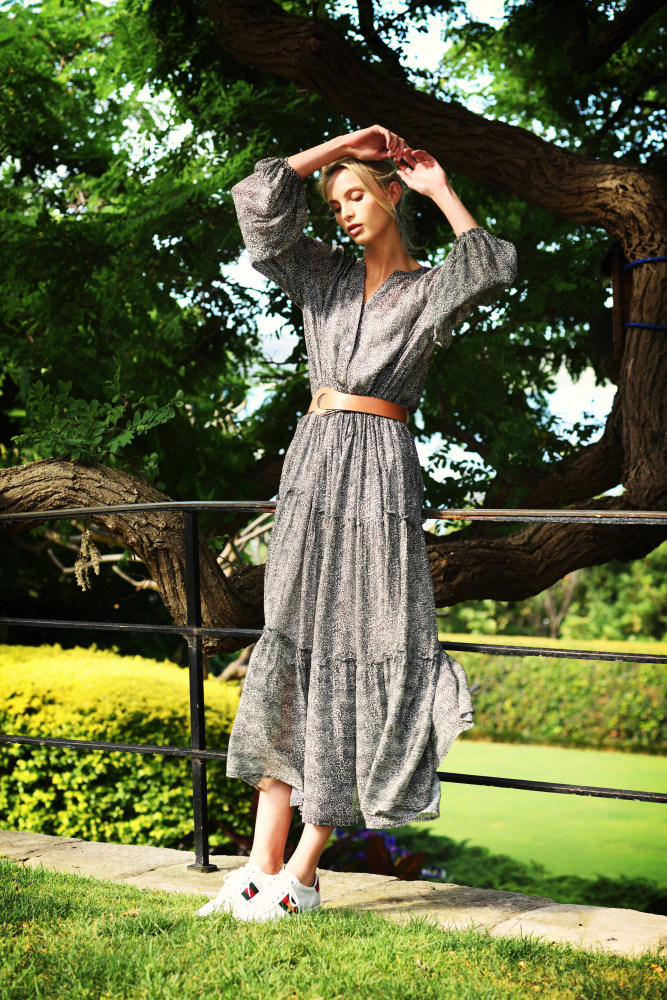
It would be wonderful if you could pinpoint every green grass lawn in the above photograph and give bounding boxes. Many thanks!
[403,739,667,886]
[2,860,664,1000]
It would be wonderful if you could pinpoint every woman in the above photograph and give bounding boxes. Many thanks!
[197,125,517,923]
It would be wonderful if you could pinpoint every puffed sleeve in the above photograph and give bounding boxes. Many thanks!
[231,156,343,309]
[423,227,517,348]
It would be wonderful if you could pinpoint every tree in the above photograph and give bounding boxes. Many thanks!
[1,0,665,653]
[440,538,667,639]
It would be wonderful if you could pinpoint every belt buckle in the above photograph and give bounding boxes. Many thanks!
[312,389,334,415]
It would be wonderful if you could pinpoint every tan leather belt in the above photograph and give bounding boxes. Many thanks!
[308,387,409,424]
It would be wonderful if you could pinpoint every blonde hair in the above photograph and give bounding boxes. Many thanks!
[319,157,418,254]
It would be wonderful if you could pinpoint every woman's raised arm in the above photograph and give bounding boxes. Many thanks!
[287,126,408,178]
[397,148,478,238]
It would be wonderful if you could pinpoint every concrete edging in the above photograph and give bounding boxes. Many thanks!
[2,829,665,958]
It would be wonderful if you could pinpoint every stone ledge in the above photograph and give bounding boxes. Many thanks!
[0,829,191,881]
[325,879,556,933]
[2,829,665,959]
[489,903,667,957]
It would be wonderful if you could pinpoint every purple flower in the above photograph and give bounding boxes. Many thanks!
[384,835,397,850]
[420,866,447,881]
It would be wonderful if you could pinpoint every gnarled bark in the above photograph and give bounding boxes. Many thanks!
[1,460,665,653]
[0,459,262,654]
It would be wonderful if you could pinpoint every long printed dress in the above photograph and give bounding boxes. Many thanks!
[225,157,517,829]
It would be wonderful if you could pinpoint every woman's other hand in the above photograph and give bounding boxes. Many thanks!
[344,125,407,162]
[399,148,478,236]
[396,148,449,198]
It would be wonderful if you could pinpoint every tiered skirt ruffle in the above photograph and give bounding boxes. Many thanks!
[225,410,474,827]
[226,625,473,827]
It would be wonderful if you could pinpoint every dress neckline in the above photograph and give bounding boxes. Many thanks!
[359,260,428,306]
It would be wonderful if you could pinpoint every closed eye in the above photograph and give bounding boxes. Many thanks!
[330,194,364,214]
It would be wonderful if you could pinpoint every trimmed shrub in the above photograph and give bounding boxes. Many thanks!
[0,644,252,849]
[455,647,666,753]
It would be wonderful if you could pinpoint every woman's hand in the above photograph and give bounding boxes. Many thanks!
[343,124,408,162]
[399,147,479,236]
[396,148,449,198]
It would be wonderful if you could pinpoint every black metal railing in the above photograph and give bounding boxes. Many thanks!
[1,501,666,871]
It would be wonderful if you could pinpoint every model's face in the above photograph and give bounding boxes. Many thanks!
[326,168,395,246]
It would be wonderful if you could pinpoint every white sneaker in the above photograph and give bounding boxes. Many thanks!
[233,867,322,923]
[195,861,285,917]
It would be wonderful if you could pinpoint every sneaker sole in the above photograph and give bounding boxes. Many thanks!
[233,900,322,922]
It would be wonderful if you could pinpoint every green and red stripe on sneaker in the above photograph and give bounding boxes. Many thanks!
[234,869,322,923]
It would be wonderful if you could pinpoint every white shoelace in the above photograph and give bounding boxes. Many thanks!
[247,872,301,916]
[216,862,262,897]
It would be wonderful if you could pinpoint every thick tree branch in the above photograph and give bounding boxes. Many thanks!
[427,495,667,606]
[0,459,262,655]
[206,0,667,252]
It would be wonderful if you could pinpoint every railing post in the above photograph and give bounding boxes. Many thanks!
[183,510,217,873]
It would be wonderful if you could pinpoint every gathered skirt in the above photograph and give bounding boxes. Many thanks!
[225,409,474,828]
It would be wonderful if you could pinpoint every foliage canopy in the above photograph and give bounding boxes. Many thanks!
[1,0,665,626]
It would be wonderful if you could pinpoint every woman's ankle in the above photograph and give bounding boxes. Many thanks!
[285,861,317,887]
[248,852,284,876]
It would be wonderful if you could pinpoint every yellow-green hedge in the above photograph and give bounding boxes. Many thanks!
[0,644,253,849]
[441,637,667,753]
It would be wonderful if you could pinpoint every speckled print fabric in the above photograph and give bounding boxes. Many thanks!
[225,157,517,828]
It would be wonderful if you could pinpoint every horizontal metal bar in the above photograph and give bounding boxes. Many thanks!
[0,500,276,523]
[439,640,667,664]
[2,734,663,801]
[0,733,228,760]
[0,617,262,639]
[1,502,665,525]
[425,509,667,525]
[1,618,664,664]
[436,771,667,803]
